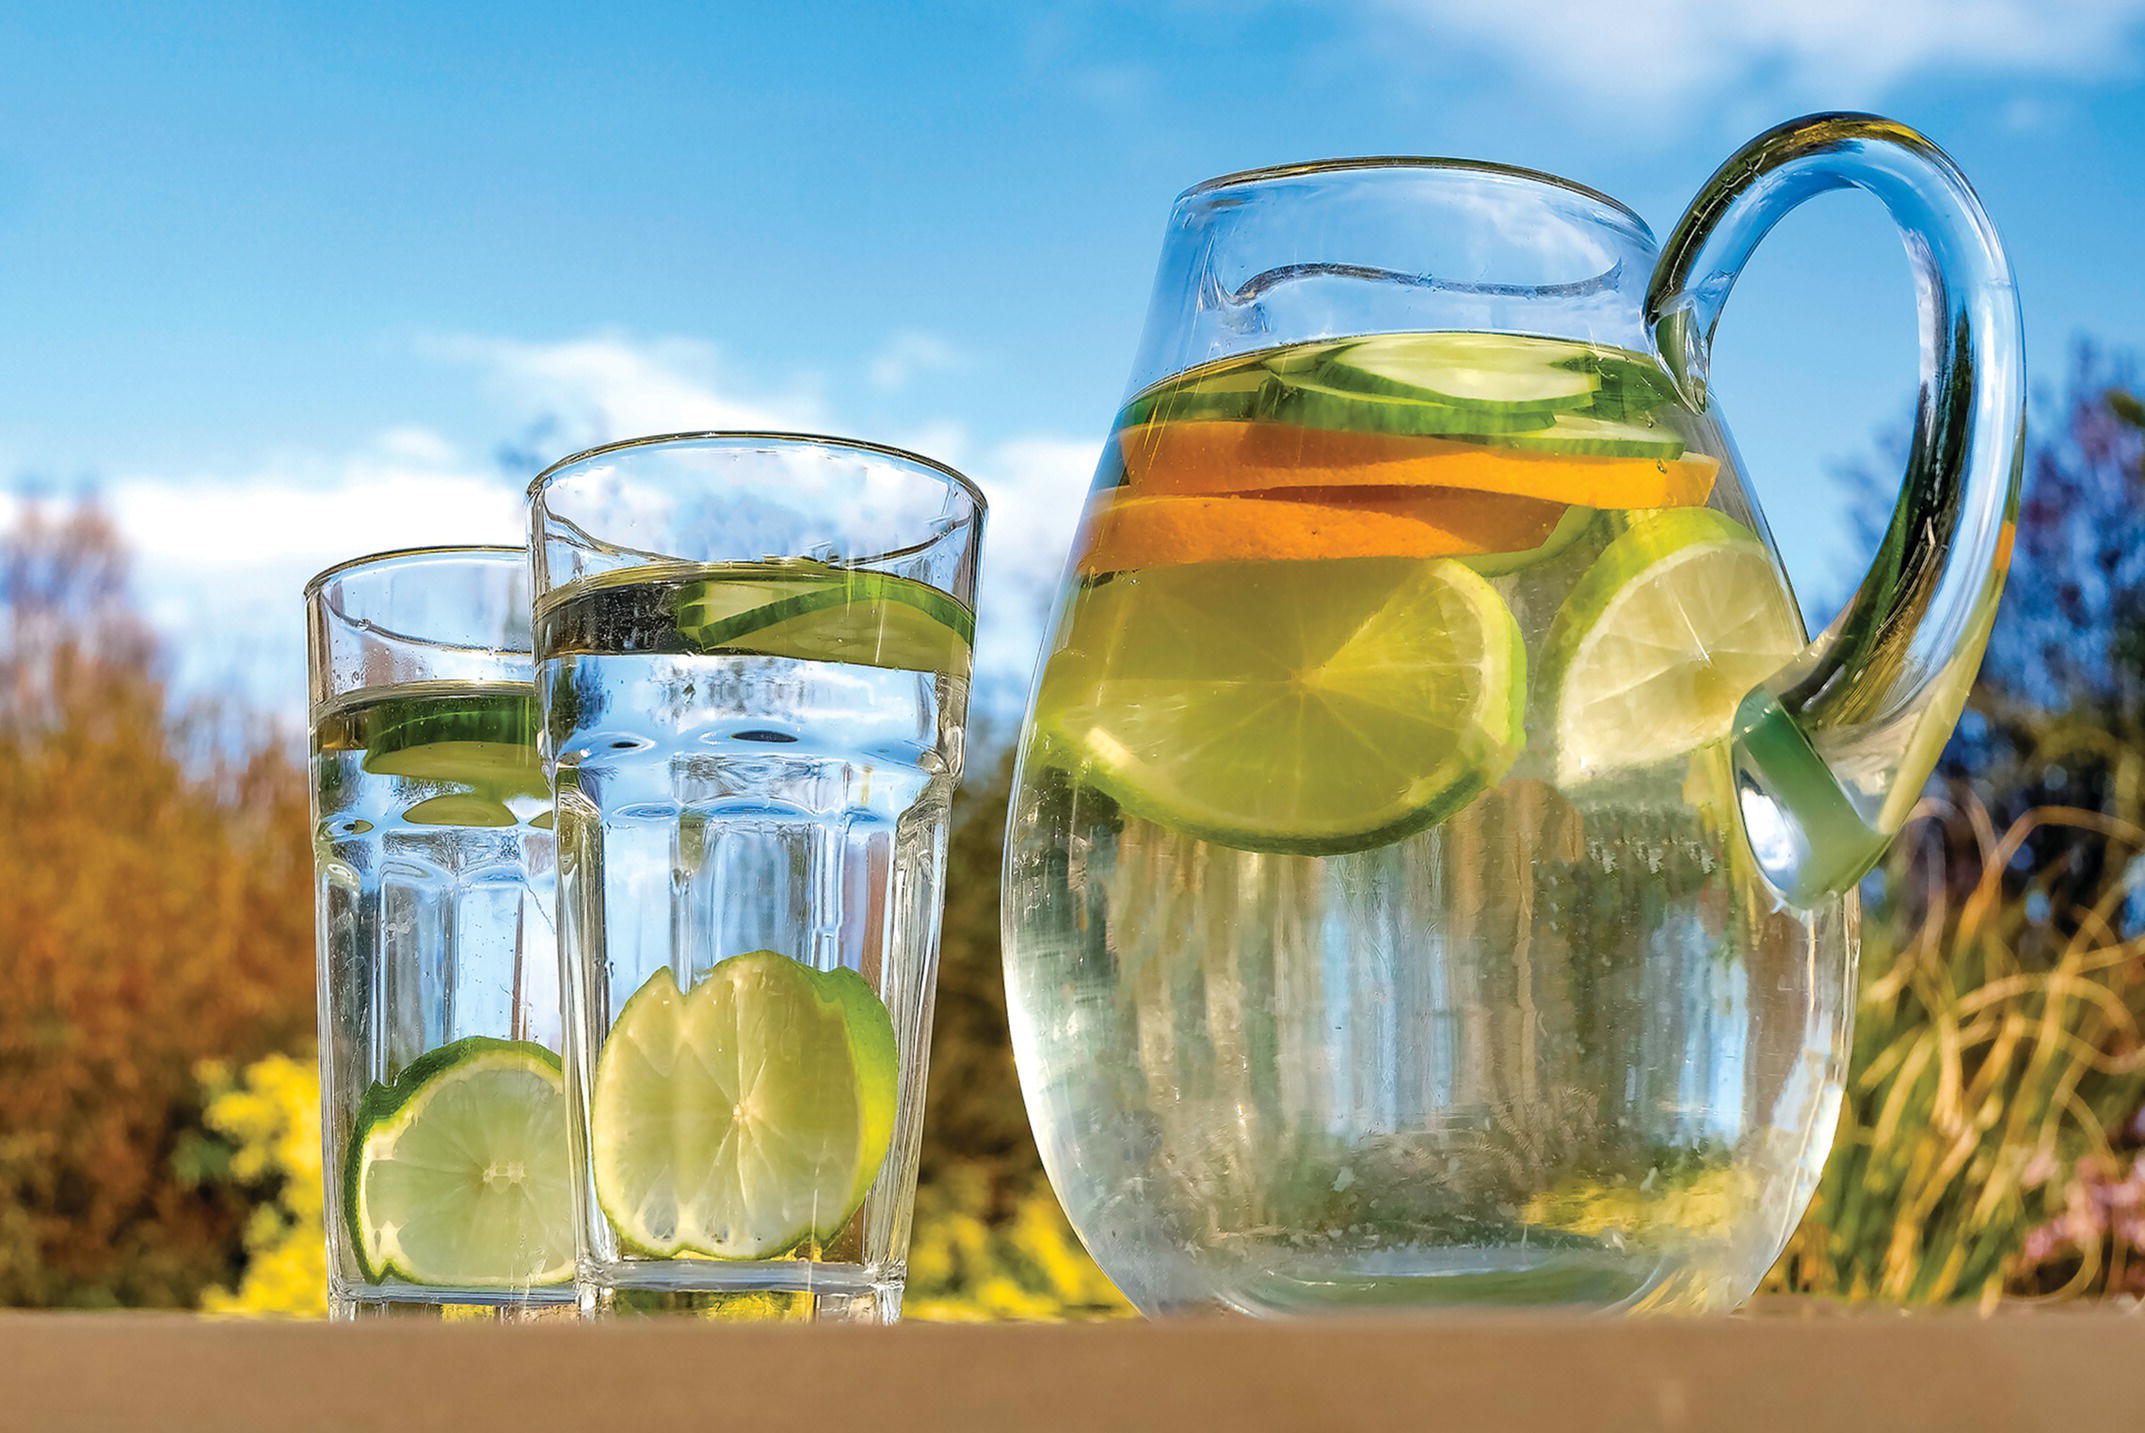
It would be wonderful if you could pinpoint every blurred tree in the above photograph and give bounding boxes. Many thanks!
[0,499,313,1306]
[920,738,1038,1180]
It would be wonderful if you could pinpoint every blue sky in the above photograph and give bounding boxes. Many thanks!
[3,1,2143,716]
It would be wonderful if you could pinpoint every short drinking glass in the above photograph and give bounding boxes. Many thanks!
[531,433,984,1321]
[307,546,572,1319]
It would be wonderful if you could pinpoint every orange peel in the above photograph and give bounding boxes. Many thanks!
[1077,488,1566,575]
[1120,419,1718,509]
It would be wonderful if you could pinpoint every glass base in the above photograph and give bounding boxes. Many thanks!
[577,1260,903,1323]
[329,1286,579,1322]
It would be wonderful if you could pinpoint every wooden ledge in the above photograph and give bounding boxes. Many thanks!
[1,1309,2140,1432]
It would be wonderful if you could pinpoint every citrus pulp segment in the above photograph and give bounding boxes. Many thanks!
[589,953,899,1260]
[1040,556,1526,853]
[1545,508,1804,786]
[1076,490,1565,574]
[1119,420,1717,508]
[349,1037,574,1288]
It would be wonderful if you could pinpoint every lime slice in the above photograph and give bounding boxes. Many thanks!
[675,565,973,675]
[1462,505,1602,578]
[1039,556,1526,854]
[349,1037,574,1288]
[590,953,898,1260]
[401,792,520,827]
[1546,508,1803,785]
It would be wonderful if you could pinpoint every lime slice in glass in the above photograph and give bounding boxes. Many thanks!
[1545,508,1804,786]
[590,952,898,1260]
[349,1037,574,1288]
[1039,555,1526,854]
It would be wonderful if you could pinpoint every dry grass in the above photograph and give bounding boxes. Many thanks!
[1765,795,2145,1305]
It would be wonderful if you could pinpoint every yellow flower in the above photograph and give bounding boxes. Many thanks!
[195,1053,328,1318]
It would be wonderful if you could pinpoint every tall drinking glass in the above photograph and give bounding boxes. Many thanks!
[531,433,984,1321]
[307,546,572,1320]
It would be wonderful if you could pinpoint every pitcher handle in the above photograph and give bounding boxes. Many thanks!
[1648,113,2023,906]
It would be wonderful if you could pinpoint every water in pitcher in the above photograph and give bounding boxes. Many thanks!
[1005,332,1856,1315]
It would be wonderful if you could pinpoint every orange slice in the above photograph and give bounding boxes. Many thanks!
[1076,489,1565,575]
[1120,420,1718,509]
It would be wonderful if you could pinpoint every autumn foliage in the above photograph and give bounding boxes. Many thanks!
[0,501,312,1306]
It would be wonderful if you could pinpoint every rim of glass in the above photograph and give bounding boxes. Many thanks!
[1179,156,1648,230]
[526,429,989,515]
[302,543,524,600]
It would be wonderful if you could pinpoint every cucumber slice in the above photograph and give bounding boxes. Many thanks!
[1322,333,1601,413]
[360,689,547,822]
[675,566,974,675]
[1120,368,1276,429]
[1257,340,1351,376]
[1582,357,1679,421]
[671,565,841,638]
[1462,505,1602,577]
[1265,377,1565,438]
[1466,412,1687,460]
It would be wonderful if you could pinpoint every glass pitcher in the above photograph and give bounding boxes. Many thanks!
[1002,114,2021,1316]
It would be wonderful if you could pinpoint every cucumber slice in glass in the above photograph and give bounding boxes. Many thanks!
[1582,357,1680,421]
[1321,333,1601,412]
[360,689,547,824]
[674,565,974,675]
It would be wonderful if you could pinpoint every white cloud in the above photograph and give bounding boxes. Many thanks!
[14,333,1099,725]
[867,331,965,393]
[1999,95,2069,133]
[1362,0,2145,115]
[29,431,522,714]
[429,331,829,450]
